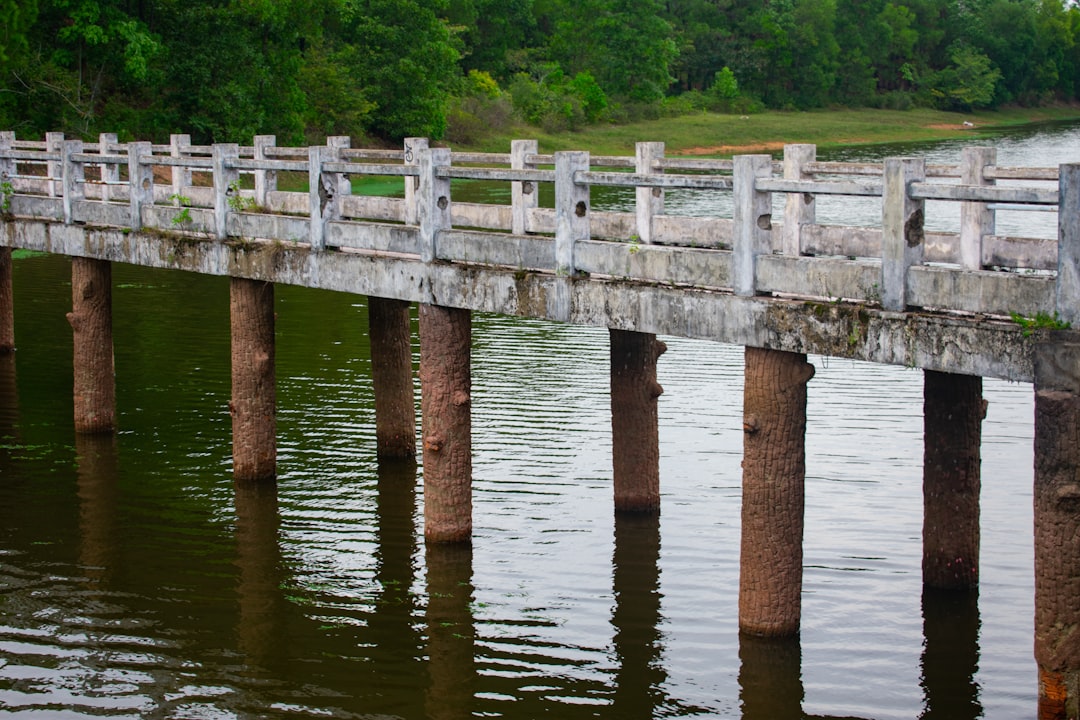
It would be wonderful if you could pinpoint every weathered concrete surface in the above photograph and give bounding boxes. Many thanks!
[230,277,276,481]
[923,370,984,590]
[1033,335,1080,720]
[1,220,1046,382]
[418,303,472,544]
[68,257,115,433]
[610,329,666,513]
[739,347,814,637]
[368,296,417,459]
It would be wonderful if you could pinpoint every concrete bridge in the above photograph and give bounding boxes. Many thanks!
[1,131,1078,718]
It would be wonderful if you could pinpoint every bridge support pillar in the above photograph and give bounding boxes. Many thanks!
[230,277,276,482]
[0,248,12,353]
[1033,336,1080,720]
[922,370,984,589]
[610,329,666,513]
[369,296,416,459]
[739,346,814,636]
[419,303,472,543]
[68,257,115,433]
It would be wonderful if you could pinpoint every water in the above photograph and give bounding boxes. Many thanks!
[2,122,1078,718]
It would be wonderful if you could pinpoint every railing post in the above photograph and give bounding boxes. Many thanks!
[635,141,664,244]
[170,134,192,201]
[213,143,240,241]
[733,154,774,297]
[511,139,538,235]
[127,141,154,231]
[555,151,589,277]
[881,157,926,312]
[46,132,64,197]
[418,147,452,264]
[782,144,816,256]
[0,131,15,192]
[98,133,118,203]
[960,147,996,271]
[554,151,589,322]
[62,139,84,225]
[404,137,429,226]
[327,136,352,197]
[1057,163,1080,327]
[253,135,276,208]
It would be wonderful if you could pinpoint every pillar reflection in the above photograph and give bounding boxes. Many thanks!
[234,478,286,666]
[425,542,475,720]
[919,588,982,720]
[738,632,804,720]
[370,459,425,708]
[611,511,667,718]
[75,432,119,583]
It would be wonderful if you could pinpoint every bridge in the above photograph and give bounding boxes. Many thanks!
[1,130,1078,718]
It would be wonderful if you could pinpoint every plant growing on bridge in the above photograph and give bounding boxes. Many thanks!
[0,179,13,218]
[1010,310,1072,337]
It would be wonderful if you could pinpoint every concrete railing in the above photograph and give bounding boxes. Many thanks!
[0,131,1072,325]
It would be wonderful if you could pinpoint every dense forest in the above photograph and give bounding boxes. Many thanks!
[2,0,1079,144]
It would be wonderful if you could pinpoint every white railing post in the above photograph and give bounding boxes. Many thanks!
[881,157,926,311]
[170,134,192,202]
[418,147,452,263]
[555,151,590,278]
[61,139,84,225]
[0,132,15,193]
[327,135,352,200]
[253,135,276,208]
[960,146,996,271]
[404,137,429,225]
[511,139,538,235]
[212,143,240,241]
[636,141,664,244]
[783,144,816,256]
[98,133,118,203]
[46,132,64,197]
[733,154,774,297]
[1057,163,1080,326]
[127,141,153,231]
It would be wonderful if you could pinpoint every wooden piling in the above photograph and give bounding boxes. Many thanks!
[610,329,666,513]
[739,346,814,636]
[68,257,116,433]
[230,277,276,482]
[1033,336,1080,720]
[418,303,472,543]
[923,370,984,589]
[0,248,12,354]
[369,296,416,459]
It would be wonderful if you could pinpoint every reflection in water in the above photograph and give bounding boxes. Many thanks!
[739,633,805,720]
[234,479,286,666]
[920,588,982,720]
[76,433,120,582]
[425,543,476,720]
[611,512,667,718]
[371,459,425,705]
[0,353,17,449]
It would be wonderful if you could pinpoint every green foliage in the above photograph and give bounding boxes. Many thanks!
[507,66,609,131]
[931,43,1002,110]
[1010,311,1072,337]
[712,67,739,100]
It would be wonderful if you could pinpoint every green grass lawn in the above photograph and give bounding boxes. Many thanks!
[457,105,1080,157]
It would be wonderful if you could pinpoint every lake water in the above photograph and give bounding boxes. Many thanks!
[2,122,1079,719]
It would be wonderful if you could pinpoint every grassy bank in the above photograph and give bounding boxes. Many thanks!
[456,104,1080,157]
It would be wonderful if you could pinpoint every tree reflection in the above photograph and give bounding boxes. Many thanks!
[611,511,668,718]
[75,432,119,583]
[425,542,475,720]
[738,632,804,720]
[919,587,982,720]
